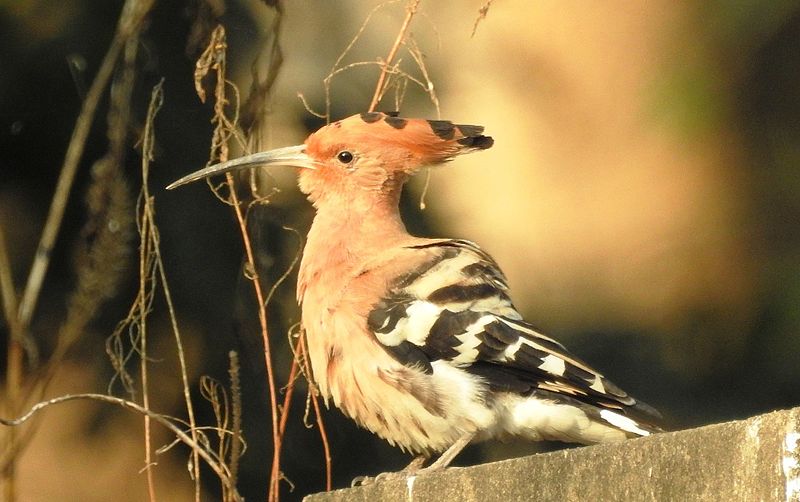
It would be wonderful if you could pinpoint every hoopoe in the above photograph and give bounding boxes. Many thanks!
[168,112,662,477]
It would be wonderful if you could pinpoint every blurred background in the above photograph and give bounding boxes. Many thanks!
[2,0,800,500]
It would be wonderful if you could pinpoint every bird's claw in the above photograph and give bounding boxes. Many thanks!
[351,475,371,487]
[351,470,414,487]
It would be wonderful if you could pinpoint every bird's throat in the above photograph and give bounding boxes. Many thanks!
[297,194,408,302]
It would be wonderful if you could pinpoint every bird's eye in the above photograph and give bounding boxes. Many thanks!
[336,150,354,164]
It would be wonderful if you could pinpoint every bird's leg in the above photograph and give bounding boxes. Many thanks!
[353,433,474,485]
[351,435,473,487]
[415,432,475,475]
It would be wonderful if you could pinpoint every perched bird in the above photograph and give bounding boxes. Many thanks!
[168,112,661,476]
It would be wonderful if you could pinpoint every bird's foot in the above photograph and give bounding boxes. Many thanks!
[351,456,427,487]
[350,475,372,487]
[350,434,474,487]
[350,471,402,487]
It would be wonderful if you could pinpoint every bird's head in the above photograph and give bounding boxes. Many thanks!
[167,112,493,205]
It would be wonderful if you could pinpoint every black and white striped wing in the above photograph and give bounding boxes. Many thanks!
[367,239,661,430]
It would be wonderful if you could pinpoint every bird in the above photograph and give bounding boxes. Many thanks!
[168,111,662,479]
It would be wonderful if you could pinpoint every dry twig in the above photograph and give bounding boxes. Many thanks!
[227,351,244,494]
[312,0,438,122]
[368,0,422,111]
[143,81,205,501]
[195,24,289,502]
[471,0,495,38]
[0,393,242,502]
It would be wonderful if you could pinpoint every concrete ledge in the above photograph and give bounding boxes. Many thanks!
[305,407,800,502]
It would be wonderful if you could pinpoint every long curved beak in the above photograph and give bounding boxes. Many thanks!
[166,145,315,190]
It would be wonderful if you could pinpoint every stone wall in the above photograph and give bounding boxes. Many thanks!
[305,407,800,502]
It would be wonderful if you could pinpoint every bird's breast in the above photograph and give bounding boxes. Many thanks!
[301,292,496,453]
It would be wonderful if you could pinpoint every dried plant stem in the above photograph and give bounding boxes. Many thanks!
[0,229,26,360]
[0,225,23,502]
[1,342,21,502]
[17,0,154,328]
[196,24,285,501]
[138,211,157,502]
[277,357,299,439]
[299,333,332,491]
[0,393,242,502]
[151,218,203,502]
[224,172,283,502]
[155,253,202,501]
[140,81,203,501]
[471,0,495,37]
[107,31,160,502]
[227,351,243,495]
[368,0,422,112]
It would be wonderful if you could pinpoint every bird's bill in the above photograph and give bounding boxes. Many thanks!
[166,144,315,190]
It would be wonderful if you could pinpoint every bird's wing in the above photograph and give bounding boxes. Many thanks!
[366,239,662,431]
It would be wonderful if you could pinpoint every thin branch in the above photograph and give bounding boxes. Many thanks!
[405,36,440,117]
[316,0,438,121]
[141,80,203,501]
[298,332,331,491]
[0,225,23,502]
[471,0,495,38]
[93,28,160,502]
[323,0,401,120]
[139,79,160,502]
[225,170,284,501]
[368,0,422,112]
[0,393,242,502]
[227,351,243,497]
[296,92,326,119]
[195,25,284,501]
[0,227,34,366]
[199,375,230,489]
[277,355,300,440]
[0,227,24,384]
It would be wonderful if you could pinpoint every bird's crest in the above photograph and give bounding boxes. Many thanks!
[305,112,493,169]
